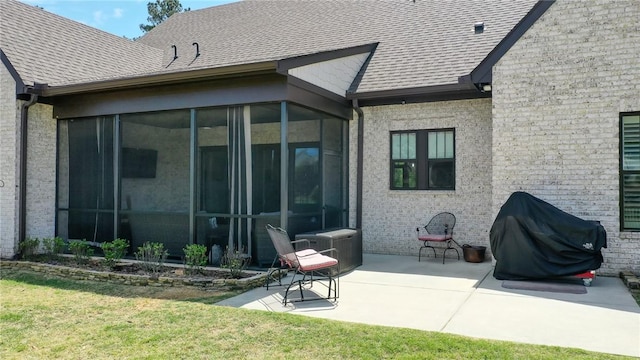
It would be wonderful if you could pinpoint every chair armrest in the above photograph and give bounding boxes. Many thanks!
[318,247,339,259]
[291,238,311,248]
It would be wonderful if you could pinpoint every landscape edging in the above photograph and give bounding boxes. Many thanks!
[0,260,269,291]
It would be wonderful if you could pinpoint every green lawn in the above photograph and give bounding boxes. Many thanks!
[0,269,633,360]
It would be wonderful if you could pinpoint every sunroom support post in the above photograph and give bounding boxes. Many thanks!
[189,109,197,244]
[280,101,288,229]
[113,115,120,239]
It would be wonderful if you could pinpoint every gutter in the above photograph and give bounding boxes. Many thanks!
[42,61,277,97]
[348,81,485,106]
[18,92,39,255]
[352,99,364,229]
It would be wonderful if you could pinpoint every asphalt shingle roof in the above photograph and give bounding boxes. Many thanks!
[0,0,162,87]
[138,0,539,94]
[2,0,539,95]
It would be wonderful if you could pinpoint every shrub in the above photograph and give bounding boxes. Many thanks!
[42,237,66,259]
[183,244,208,275]
[135,242,168,276]
[19,238,40,260]
[102,238,129,269]
[221,246,249,278]
[69,240,94,265]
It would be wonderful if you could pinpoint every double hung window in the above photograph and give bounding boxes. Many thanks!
[390,129,455,190]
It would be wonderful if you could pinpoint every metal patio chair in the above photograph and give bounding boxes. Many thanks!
[265,224,339,305]
[417,212,460,263]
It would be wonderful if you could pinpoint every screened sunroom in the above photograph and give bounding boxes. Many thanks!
[56,100,349,266]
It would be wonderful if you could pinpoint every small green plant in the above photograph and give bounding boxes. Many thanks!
[183,244,208,275]
[68,240,94,265]
[42,237,66,259]
[221,246,249,278]
[19,237,40,260]
[102,238,129,269]
[135,242,168,276]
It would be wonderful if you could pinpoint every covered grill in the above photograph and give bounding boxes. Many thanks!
[490,192,607,280]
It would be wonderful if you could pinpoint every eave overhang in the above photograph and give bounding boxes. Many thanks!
[36,61,278,98]
[1,49,26,95]
[347,81,488,107]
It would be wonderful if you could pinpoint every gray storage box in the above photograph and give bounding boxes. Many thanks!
[295,228,362,275]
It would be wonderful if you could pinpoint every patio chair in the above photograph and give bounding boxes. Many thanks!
[417,212,460,263]
[265,224,339,305]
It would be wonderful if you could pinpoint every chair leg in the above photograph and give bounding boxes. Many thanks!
[265,255,283,290]
[282,268,339,305]
[441,242,461,264]
[283,271,302,305]
[419,242,439,262]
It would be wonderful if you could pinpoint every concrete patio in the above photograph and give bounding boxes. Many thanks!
[219,254,640,357]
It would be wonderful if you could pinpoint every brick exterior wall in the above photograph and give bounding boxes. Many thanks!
[0,64,55,258]
[492,0,640,275]
[25,103,56,240]
[0,64,19,257]
[352,99,493,257]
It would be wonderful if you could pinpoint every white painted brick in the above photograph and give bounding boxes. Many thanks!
[493,0,640,275]
[0,63,19,257]
[0,63,56,258]
[350,99,493,258]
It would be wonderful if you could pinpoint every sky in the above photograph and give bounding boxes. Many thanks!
[20,0,238,39]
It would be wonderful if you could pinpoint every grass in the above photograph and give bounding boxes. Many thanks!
[0,269,634,360]
[631,288,640,306]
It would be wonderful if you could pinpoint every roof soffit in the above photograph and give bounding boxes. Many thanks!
[278,43,377,97]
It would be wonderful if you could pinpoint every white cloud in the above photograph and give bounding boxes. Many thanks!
[93,10,106,24]
[113,8,123,19]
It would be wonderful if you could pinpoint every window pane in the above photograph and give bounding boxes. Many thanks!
[392,134,400,159]
[436,132,445,158]
[400,133,409,159]
[623,173,640,229]
[428,132,437,158]
[445,131,454,158]
[623,115,640,170]
[392,161,417,189]
[392,132,416,160]
[428,130,453,159]
[408,133,416,159]
[293,147,320,206]
[428,160,454,189]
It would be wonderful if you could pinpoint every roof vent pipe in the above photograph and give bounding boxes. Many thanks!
[192,42,200,58]
[474,22,485,34]
[171,45,178,60]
